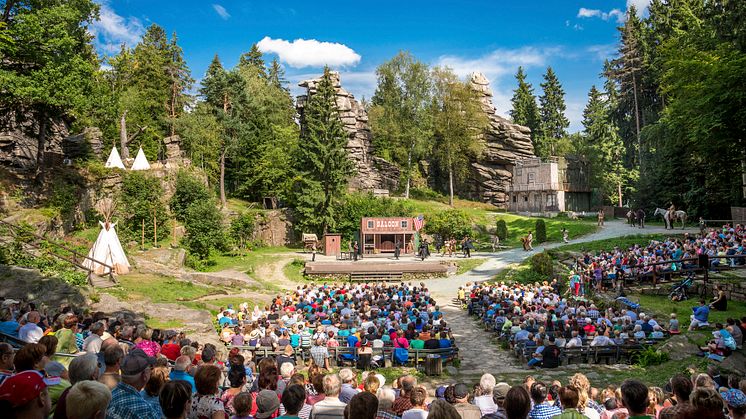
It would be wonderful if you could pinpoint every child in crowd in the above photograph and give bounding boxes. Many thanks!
[668,313,679,334]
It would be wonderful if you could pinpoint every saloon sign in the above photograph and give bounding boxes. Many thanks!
[361,217,415,233]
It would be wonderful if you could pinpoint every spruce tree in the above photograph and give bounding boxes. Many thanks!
[537,66,569,158]
[295,67,354,235]
[509,67,541,141]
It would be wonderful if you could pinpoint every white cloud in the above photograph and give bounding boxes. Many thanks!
[257,37,361,68]
[577,7,625,23]
[586,44,617,61]
[627,0,651,16]
[212,4,230,20]
[90,2,145,54]
[435,47,553,81]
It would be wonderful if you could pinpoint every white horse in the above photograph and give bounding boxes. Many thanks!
[654,208,688,229]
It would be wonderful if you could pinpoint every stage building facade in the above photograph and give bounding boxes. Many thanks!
[360,217,415,254]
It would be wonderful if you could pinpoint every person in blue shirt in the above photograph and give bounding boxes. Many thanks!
[689,299,710,331]
[0,310,19,337]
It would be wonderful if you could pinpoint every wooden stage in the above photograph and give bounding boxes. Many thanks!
[304,259,452,280]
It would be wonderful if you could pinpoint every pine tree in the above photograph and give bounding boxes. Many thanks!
[165,32,193,136]
[537,67,569,158]
[295,67,354,235]
[268,58,287,90]
[238,44,266,78]
[509,67,541,141]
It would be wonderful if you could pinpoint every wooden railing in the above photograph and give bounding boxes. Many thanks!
[0,219,115,285]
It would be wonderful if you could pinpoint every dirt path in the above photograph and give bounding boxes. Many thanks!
[252,256,297,290]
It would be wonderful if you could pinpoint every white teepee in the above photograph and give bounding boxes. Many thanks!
[83,199,130,275]
[131,147,151,170]
[104,146,125,169]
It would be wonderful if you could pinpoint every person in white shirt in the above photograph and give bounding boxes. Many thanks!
[310,374,346,419]
[565,331,583,348]
[590,331,615,347]
[473,373,498,415]
[18,311,44,343]
[401,386,429,419]
[82,321,105,353]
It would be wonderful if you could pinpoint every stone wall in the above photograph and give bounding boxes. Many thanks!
[464,73,536,207]
[0,107,69,180]
[296,72,400,193]
[252,209,296,247]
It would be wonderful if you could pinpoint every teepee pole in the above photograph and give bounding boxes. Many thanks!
[141,219,145,250]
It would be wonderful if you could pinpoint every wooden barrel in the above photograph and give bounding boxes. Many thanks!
[425,354,442,376]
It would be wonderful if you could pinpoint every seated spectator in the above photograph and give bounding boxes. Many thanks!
[528,381,560,419]
[474,374,497,415]
[191,364,226,419]
[256,389,280,419]
[0,307,20,337]
[65,380,111,419]
[160,380,193,419]
[620,379,650,419]
[554,385,583,419]
[310,374,345,419]
[689,300,710,331]
[375,387,397,419]
[169,356,196,393]
[401,387,427,419]
[0,342,14,385]
[346,391,378,419]
[504,386,531,419]
[280,384,306,419]
[338,368,359,404]
[231,392,253,419]
[720,389,746,419]
[668,314,679,334]
[452,383,481,419]
[107,348,160,419]
[709,286,728,311]
[0,370,54,419]
[19,311,44,343]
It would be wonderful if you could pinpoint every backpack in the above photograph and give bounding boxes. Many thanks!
[393,347,409,365]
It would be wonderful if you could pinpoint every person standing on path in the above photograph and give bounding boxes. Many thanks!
[353,241,359,261]
[526,231,534,251]
[394,241,401,260]
[597,209,605,227]
[562,228,569,243]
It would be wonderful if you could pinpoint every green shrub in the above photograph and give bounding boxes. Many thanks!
[170,170,212,222]
[535,219,547,243]
[632,346,670,367]
[120,171,170,242]
[530,252,553,277]
[426,209,472,240]
[230,212,256,249]
[183,199,226,260]
[48,181,79,218]
[496,219,508,240]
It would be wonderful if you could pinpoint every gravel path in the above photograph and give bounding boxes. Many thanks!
[430,219,698,376]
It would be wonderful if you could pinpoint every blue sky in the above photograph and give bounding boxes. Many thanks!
[91,0,651,132]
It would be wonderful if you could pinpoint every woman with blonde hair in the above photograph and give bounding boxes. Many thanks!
[569,373,601,419]
[135,328,161,357]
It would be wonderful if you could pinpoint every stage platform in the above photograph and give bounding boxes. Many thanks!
[304,259,452,277]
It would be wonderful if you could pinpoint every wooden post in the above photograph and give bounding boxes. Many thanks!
[172,219,177,247]
[141,219,145,250]
[153,212,157,248]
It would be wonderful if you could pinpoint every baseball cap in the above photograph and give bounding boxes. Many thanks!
[493,382,510,400]
[721,389,746,408]
[435,385,447,399]
[255,389,280,419]
[0,371,55,408]
[120,348,155,375]
[44,361,66,378]
[453,383,469,399]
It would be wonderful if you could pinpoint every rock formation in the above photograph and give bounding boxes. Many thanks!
[0,107,69,178]
[296,72,399,194]
[466,73,536,207]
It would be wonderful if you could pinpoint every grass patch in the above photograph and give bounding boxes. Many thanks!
[105,274,224,303]
[198,297,269,317]
[547,234,677,255]
[455,258,488,275]
[491,261,547,284]
[629,293,746,330]
[283,259,307,282]
[145,318,185,330]
[202,246,295,273]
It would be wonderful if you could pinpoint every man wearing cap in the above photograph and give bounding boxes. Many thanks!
[452,383,481,419]
[256,389,281,419]
[481,383,509,419]
[106,348,159,419]
[721,389,746,419]
[0,370,53,419]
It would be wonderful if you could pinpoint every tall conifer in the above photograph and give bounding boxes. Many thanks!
[509,67,541,142]
[537,66,569,158]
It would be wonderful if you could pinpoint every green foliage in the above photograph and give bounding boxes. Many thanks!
[369,51,433,196]
[425,209,472,240]
[537,67,569,158]
[229,212,256,250]
[0,241,87,287]
[632,346,670,367]
[430,67,489,205]
[496,219,508,240]
[170,170,212,222]
[47,181,79,219]
[510,66,541,141]
[530,252,553,277]
[183,199,226,260]
[333,193,415,241]
[283,259,307,282]
[293,67,354,235]
[534,219,547,243]
[175,103,221,186]
[120,172,170,242]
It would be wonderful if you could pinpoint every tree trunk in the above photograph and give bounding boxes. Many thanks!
[170,81,177,136]
[631,71,641,165]
[36,108,47,168]
[153,212,157,248]
[120,111,129,159]
[219,148,226,208]
[448,163,454,207]
[617,181,623,207]
[405,146,413,199]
